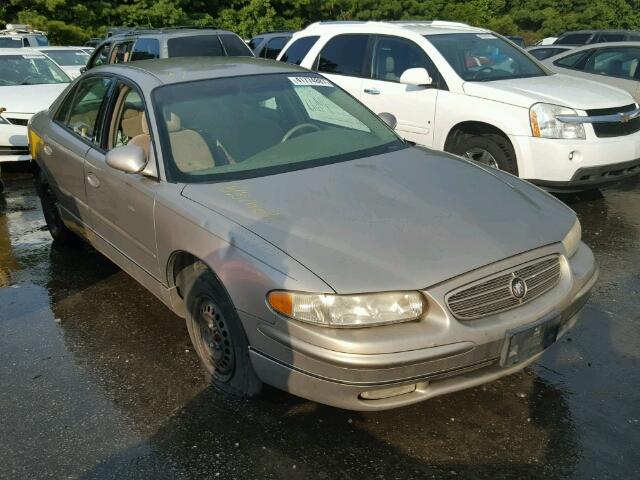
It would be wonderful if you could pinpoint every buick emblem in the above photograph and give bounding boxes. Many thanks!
[510,276,527,299]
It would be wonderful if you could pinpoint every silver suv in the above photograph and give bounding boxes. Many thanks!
[0,24,49,48]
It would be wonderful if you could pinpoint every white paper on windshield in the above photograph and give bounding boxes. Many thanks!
[22,55,46,59]
[288,76,333,87]
[476,34,496,39]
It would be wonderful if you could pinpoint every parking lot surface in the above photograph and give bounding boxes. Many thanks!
[1,173,638,479]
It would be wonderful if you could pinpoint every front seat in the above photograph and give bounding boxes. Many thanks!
[128,112,151,159]
[165,112,216,173]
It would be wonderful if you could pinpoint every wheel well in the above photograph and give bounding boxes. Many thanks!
[168,251,201,298]
[444,121,511,151]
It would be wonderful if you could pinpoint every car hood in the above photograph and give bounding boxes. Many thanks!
[0,83,68,114]
[182,148,576,293]
[463,74,633,110]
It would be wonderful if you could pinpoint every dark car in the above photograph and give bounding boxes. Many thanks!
[85,27,253,71]
[555,30,640,46]
[248,31,293,59]
[526,45,573,60]
[506,35,526,48]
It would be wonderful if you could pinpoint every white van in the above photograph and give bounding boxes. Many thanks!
[279,21,640,191]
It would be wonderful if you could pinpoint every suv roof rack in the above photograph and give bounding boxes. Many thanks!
[109,25,221,38]
[1,23,47,35]
[308,19,473,29]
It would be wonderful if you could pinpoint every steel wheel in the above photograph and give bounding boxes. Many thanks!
[463,147,499,169]
[193,296,235,382]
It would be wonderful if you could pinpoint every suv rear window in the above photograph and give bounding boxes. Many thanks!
[167,35,224,57]
[219,34,253,56]
[317,34,369,77]
[281,36,319,65]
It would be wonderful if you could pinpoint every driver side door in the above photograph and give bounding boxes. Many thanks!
[84,80,160,279]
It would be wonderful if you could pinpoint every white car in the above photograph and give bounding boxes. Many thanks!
[280,21,640,191]
[0,48,70,164]
[35,46,90,79]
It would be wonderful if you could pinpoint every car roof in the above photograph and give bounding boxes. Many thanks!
[110,27,236,41]
[559,29,637,35]
[556,41,640,53]
[300,20,486,36]
[34,46,87,50]
[0,47,43,55]
[96,56,307,85]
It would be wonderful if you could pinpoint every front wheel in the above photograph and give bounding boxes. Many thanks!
[180,264,262,397]
[36,172,78,245]
[449,133,519,175]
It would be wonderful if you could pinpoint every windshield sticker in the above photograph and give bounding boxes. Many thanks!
[288,76,334,87]
[476,34,496,39]
[22,55,45,59]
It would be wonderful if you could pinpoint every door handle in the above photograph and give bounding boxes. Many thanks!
[86,173,100,188]
[43,144,53,156]
[363,88,380,95]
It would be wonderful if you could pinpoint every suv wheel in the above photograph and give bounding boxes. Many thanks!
[450,133,519,175]
[180,263,262,397]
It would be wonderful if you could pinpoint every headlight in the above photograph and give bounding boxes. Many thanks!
[530,103,585,139]
[562,218,582,258]
[267,290,425,327]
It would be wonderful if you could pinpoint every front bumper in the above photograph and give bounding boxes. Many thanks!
[509,130,640,189]
[0,122,30,163]
[247,243,598,410]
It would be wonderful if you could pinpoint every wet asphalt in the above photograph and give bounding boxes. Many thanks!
[0,171,638,480]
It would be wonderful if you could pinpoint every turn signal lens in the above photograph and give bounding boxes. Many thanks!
[28,128,43,159]
[267,290,425,328]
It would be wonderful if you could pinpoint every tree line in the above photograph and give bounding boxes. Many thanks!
[2,0,640,45]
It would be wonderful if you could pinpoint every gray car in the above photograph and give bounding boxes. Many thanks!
[544,42,640,103]
[29,57,597,411]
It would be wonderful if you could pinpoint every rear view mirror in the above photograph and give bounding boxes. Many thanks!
[400,68,433,87]
[378,112,397,130]
[106,145,147,174]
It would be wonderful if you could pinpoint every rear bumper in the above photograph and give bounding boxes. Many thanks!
[248,245,598,410]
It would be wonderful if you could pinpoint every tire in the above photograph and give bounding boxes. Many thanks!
[0,178,4,195]
[179,263,262,397]
[36,171,79,245]
[449,133,519,175]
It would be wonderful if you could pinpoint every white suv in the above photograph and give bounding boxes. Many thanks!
[279,21,640,191]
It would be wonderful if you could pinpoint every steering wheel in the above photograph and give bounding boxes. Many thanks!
[281,123,321,143]
[473,66,495,80]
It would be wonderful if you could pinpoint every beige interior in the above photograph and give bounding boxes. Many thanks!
[166,112,216,172]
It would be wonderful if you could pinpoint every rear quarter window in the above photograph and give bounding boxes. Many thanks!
[317,34,370,77]
[219,34,253,56]
[167,35,224,57]
[280,36,319,65]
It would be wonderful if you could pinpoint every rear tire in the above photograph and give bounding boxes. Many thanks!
[36,171,79,246]
[449,133,519,175]
[179,263,262,397]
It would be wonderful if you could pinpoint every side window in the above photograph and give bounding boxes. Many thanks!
[262,37,289,59]
[555,33,591,45]
[596,33,626,43]
[131,38,160,61]
[248,37,263,51]
[56,76,113,143]
[554,51,591,69]
[91,44,111,68]
[317,34,370,77]
[583,47,640,79]
[167,35,224,57]
[371,36,433,83]
[219,34,253,56]
[280,36,319,65]
[107,85,149,160]
[110,41,135,64]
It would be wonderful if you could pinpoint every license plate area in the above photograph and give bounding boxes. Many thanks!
[500,314,562,367]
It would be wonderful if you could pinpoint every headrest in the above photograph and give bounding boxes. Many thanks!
[165,112,181,132]
[385,56,395,73]
[121,109,143,138]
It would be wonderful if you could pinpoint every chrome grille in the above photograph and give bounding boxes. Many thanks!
[447,256,561,320]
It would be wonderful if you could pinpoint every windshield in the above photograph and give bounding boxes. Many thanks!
[153,73,405,182]
[43,49,89,66]
[427,33,546,82]
[0,54,70,85]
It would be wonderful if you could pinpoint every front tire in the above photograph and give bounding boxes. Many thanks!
[449,133,519,175]
[180,263,262,397]
[36,171,78,245]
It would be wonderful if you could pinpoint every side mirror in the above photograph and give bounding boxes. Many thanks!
[106,145,147,174]
[378,112,397,130]
[80,66,87,74]
[400,68,433,87]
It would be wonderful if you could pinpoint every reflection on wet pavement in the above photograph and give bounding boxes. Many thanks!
[1,174,638,479]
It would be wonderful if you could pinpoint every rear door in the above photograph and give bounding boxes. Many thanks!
[315,34,372,102]
[360,35,440,146]
[574,46,640,98]
[84,80,160,278]
[42,75,114,229]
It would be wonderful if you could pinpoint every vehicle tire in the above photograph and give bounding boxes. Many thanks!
[36,171,79,245]
[180,263,262,397]
[449,133,519,175]
[0,178,4,195]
